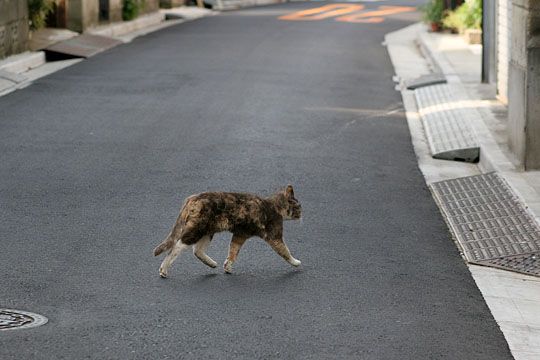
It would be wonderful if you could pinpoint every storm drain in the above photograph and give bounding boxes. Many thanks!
[0,309,48,331]
[430,172,540,277]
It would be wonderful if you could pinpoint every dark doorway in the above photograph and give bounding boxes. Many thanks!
[99,0,109,22]
[46,0,67,28]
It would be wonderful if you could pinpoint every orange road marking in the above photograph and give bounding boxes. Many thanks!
[279,4,365,21]
[335,6,415,23]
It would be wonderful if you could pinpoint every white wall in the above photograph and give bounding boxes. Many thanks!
[496,0,512,103]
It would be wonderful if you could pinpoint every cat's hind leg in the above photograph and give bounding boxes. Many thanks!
[224,235,248,274]
[193,235,217,268]
[159,241,189,278]
[265,238,301,267]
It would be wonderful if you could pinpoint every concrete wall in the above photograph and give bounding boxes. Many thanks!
[141,0,159,14]
[67,0,99,32]
[66,0,160,32]
[159,0,185,8]
[497,0,512,103]
[0,0,29,59]
[109,0,124,22]
[507,0,540,169]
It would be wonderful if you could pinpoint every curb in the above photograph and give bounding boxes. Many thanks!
[86,12,165,39]
[0,51,46,74]
[415,28,540,225]
[0,7,213,98]
[214,0,285,11]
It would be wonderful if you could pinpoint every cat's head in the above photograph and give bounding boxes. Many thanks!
[276,185,302,220]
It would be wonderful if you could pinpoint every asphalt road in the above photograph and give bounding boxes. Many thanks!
[1,2,512,359]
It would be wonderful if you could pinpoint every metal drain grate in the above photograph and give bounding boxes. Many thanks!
[430,173,540,276]
[0,309,48,331]
[484,253,540,277]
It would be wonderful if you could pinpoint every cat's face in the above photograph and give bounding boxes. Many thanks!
[283,185,302,220]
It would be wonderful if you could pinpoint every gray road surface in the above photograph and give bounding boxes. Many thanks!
[0,2,512,359]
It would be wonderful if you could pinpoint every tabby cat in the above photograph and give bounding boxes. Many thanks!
[153,185,302,277]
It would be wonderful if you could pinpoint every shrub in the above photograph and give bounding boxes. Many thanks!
[420,0,445,26]
[123,0,140,21]
[28,0,54,30]
[443,0,482,33]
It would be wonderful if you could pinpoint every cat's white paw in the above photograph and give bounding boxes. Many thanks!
[289,258,301,267]
[159,267,168,278]
[223,259,233,274]
[207,259,218,268]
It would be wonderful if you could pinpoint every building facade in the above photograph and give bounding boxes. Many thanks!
[484,0,540,170]
[0,0,29,59]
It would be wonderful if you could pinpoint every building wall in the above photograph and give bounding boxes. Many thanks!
[159,0,185,8]
[0,0,29,59]
[141,0,159,14]
[507,0,540,169]
[497,0,512,103]
[67,0,99,32]
[65,0,160,33]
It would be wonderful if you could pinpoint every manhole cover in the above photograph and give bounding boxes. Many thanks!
[0,309,48,331]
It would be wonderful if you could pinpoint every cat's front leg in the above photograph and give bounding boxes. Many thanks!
[224,235,248,274]
[265,238,301,267]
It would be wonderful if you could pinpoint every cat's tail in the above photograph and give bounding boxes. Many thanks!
[153,233,176,256]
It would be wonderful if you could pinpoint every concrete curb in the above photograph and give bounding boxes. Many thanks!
[86,12,165,39]
[214,0,286,11]
[0,51,46,74]
[386,23,540,360]
[0,7,213,98]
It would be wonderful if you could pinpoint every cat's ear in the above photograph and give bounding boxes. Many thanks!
[285,184,294,197]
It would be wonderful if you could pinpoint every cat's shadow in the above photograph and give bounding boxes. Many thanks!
[179,267,304,286]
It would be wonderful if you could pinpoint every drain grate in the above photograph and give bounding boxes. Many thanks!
[484,253,540,277]
[0,309,48,331]
[430,173,540,277]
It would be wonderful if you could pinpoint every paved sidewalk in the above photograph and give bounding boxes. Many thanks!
[386,24,540,360]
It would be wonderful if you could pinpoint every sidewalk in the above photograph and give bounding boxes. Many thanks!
[0,6,213,98]
[386,24,540,360]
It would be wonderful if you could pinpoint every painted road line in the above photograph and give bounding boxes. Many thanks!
[336,6,415,23]
[279,4,364,21]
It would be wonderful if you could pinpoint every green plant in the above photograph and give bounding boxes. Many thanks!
[28,0,54,30]
[123,0,140,21]
[420,0,444,25]
[443,0,483,33]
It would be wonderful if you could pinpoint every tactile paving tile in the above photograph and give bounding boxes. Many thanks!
[430,173,540,277]
[415,84,479,162]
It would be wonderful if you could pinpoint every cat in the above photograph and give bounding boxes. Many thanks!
[153,185,302,278]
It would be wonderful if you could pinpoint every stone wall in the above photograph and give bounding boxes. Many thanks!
[0,0,29,59]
